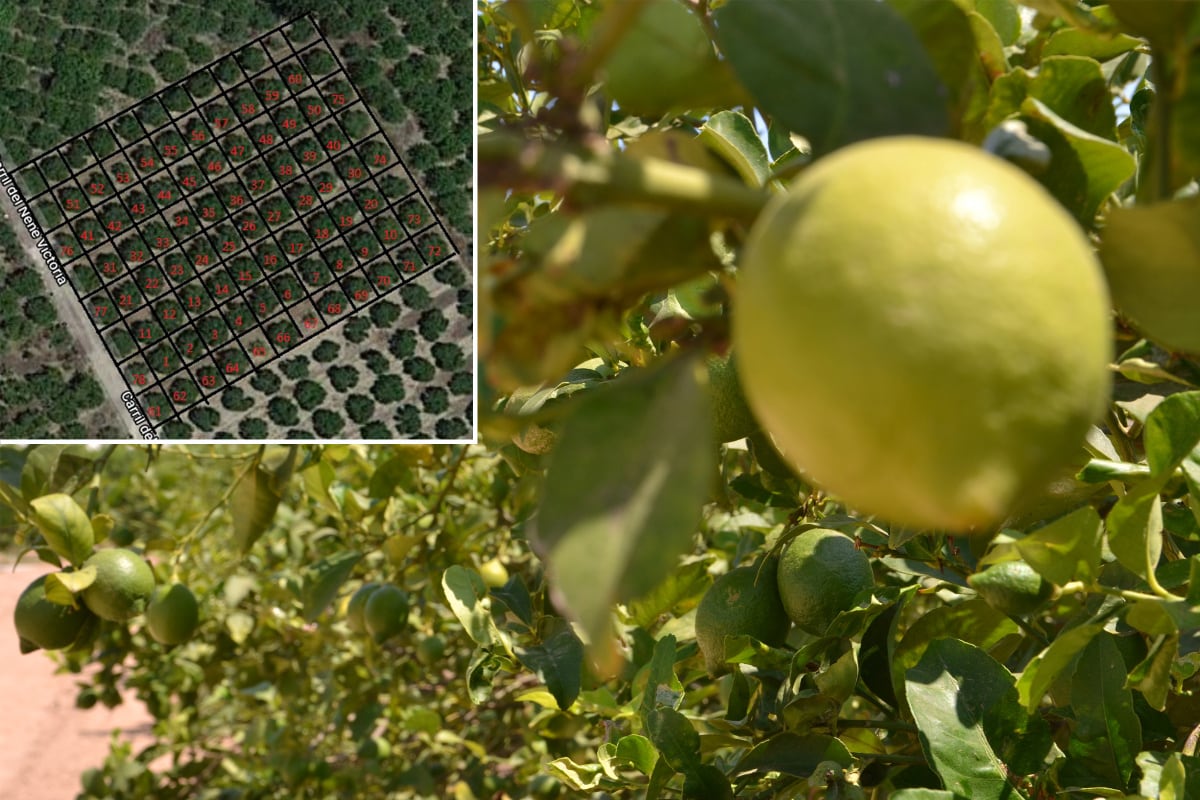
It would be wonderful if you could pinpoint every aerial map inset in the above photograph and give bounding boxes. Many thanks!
[0,4,471,440]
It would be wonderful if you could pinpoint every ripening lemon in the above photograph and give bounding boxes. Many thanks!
[145,583,200,645]
[14,574,96,652]
[776,529,873,636]
[81,548,156,622]
[707,354,760,443]
[735,137,1112,531]
[694,563,790,674]
[346,582,381,634]
[363,584,409,643]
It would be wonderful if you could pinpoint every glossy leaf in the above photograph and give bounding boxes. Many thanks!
[301,550,362,622]
[29,492,94,567]
[534,356,714,672]
[1060,633,1142,789]
[907,638,1052,797]
[1015,623,1104,711]
[732,732,851,778]
[515,617,585,710]
[1015,506,1103,586]
[699,111,771,188]
[715,0,949,156]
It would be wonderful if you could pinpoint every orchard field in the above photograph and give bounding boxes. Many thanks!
[0,0,471,439]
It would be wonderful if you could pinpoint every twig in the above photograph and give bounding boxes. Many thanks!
[480,131,769,221]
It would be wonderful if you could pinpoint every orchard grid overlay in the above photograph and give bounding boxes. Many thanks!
[13,14,461,437]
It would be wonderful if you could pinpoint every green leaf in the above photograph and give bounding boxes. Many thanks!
[906,638,1052,797]
[639,634,684,714]
[891,791,965,800]
[301,551,362,622]
[615,734,659,776]
[682,764,733,800]
[515,617,585,710]
[90,514,114,545]
[1127,633,1176,711]
[1106,483,1164,581]
[972,0,1020,46]
[441,566,499,648]
[29,493,95,567]
[1015,623,1104,711]
[987,56,1118,140]
[231,466,284,554]
[644,706,701,774]
[1015,506,1103,585]
[889,0,990,139]
[601,0,744,116]
[907,642,1051,796]
[891,598,1018,712]
[1018,99,1136,225]
[46,566,97,600]
[1100,198,1200,351]
[733,732,852,778]
[714,0,949,157]
[534,356,715,671]
[1143,391,1200,477]
[625,561,709,629]
[1059,633,1142,789]
[698,110,772,188]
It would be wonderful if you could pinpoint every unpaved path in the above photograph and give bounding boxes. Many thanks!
[0,168,138,439]
[0,558,154,800]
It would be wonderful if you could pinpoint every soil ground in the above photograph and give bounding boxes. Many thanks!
[0,558,154,800]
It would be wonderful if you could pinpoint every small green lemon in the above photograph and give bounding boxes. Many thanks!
[707,354,759,443]
[695,563,791,674]
[776,529,873,636]
[735,136,1111,531]
[415,634,447,665]
[479,558,509,588]
[363,584,409,643]
[346,582,381,634]
[968,560,1056,616]
[81,548,156,622]
[14,574,96,652]
[145,583,200,645]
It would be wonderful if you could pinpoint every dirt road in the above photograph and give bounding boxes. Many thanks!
[0,165,139,439]
[0,558,154,800]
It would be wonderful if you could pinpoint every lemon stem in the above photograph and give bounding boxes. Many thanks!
[1060,581,1170,603]
[478,131,770,221]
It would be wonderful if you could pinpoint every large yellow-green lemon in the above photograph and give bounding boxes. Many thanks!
[81,548,156,622]
[1099,197,1200,354]
[776,529,873,636]
[707,354,760,443]
[735,137,1112,531]
[694,563,790,674]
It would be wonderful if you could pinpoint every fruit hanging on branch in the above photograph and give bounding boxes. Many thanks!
[735,136,1112,531]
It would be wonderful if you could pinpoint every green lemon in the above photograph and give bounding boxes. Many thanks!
[81,548,156,622]
[1100,197,1200,354]
[968,560,1056,616]
[734,136,1111,531]
[707,354,759,443]
[363,584,409,643]
[776,529,873,636]
[695,563,791,674]
[145,583,200,645]
[13,574,96,653]
[346,582,381,634]
[415,634,447,665]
